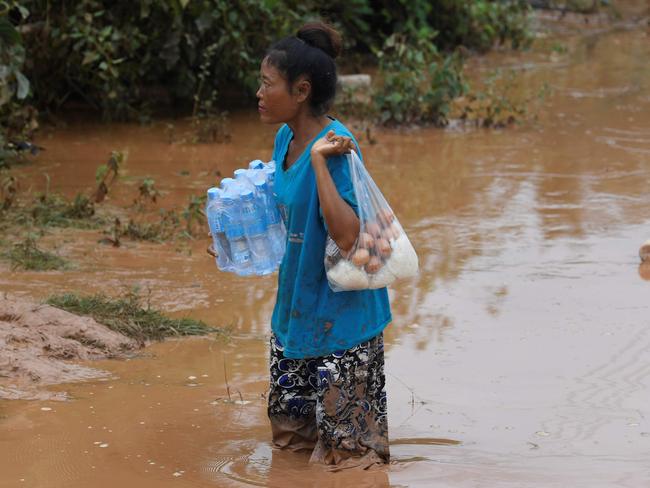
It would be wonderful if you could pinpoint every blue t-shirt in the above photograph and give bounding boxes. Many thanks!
[270,118,392,359]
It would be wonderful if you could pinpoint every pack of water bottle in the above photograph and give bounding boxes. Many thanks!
[206,160,286,276]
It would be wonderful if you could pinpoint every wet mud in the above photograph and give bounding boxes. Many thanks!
[0,295,138,401]
[1,3,650,486]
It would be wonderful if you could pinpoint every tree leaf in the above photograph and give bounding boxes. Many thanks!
[0,19,20,45]
[15,71,30,100]
[82,51,99,65]
[17,5,30,20]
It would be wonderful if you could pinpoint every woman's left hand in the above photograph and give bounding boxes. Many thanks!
[311,130,355,159]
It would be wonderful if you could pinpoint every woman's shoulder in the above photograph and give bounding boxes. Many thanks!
[329,118,354,138]
[329,118,362,157]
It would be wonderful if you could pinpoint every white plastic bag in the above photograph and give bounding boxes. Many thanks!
[325,150,419,291]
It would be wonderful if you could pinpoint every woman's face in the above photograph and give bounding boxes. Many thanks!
[256,58,306,124]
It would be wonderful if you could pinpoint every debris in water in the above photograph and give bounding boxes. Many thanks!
[639,239,650,262]
[99,443,109,448]
[535,431,550,437]
[172,471,184,477]
[187,375,197,380]
[40,407,52,411]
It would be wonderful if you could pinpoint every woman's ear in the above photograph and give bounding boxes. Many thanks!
[293,77,312,104]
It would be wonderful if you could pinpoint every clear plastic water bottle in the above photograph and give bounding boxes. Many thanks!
[222,191,253,276]
[253,176,285,265]
[234,168,256,193]
[240,189,274,275]
[206,187,232,271]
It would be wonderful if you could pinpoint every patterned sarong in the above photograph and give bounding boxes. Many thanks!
[267,332,389,468]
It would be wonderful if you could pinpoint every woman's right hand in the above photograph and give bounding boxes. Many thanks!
[207,233,218,258]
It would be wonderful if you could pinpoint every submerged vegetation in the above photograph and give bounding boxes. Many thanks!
[0,150,124,231]
[0,162,210,270]
[22,193,100,228]
[47,291,218,342]
[4,236,69,271]
[452,69,550,128]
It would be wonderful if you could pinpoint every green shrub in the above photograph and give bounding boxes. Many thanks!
[8,0,533,124]
[428,0,533,52]
[20,0,297,119]
[0,2,34,167]
[373,32,467,125]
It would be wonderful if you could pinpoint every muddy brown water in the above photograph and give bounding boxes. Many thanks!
[2,7,650,488]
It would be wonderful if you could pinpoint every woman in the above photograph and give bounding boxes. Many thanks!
[210,22,392,468]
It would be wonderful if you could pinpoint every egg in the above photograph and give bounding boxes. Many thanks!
[381,226,397,241]
[376,208,395,227]
[639,262,650,281]
[365,255,382,274]
[376,238,392,258]
[351,248,370,267]
[358,232,375,249]
[366,221,382,238]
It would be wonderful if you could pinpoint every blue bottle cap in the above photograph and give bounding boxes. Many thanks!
[253,173,267,189]
[234,169,248,179]
[241,190,254,201]
[207,187,220,201]
[220,177,235,190]
[249,160,265,170]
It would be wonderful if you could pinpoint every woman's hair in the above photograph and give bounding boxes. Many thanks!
[264,22,342,116]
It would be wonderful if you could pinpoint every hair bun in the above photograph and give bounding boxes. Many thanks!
[296,22,342,59]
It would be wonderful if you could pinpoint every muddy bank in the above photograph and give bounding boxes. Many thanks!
[0,294,139,401]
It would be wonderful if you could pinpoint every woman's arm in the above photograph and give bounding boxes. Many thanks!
[311,131,360,254]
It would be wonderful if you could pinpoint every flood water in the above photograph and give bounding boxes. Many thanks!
[1,5,650,487]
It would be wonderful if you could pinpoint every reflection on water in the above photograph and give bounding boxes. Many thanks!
[2,5,650,487]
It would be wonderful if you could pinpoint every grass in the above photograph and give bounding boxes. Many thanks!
[124,210,180,242]
[5,237,69,271]
[46,291,219,342]
[28,193,103,228]
[4,193,106,230]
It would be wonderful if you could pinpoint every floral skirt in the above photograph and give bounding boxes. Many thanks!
[267,332,389,469]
